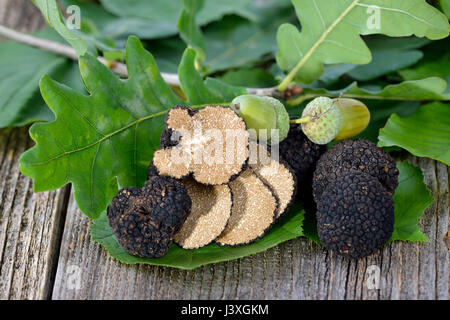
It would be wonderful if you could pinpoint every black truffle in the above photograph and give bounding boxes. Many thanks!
[279,122,327,187]
[313,139,399,201]
[107,176,191,258]
[147,162,158,179]
[317,171,394,259]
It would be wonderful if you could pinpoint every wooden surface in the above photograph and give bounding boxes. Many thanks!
[0,0,449,300]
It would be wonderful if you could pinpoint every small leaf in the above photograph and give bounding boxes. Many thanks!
[90,203,305,269]
[347,36,430,81]
[178,0,206,62]
[0,29,85,128]
[204,9,294,73]
[99,0,254,39]
[219,68,278,88]
[440,0,450,18]
[399,39,450,81]
[277,0,450,88]
[32,0,88,56]
[389,161,433,242]
[178,49,247,105]
[378,102,450,165]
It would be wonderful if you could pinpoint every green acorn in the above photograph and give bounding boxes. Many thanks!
[230,95,289,144]
[291,97,370,145]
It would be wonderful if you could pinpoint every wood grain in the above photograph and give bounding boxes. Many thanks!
[0,0,449,300]
[0,128,70,299]
[51,157,449,300]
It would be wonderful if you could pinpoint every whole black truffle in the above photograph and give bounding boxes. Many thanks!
[279,122,327,185]
[313,138,399,201]
[107,176,191,258]
[317,171,394,259]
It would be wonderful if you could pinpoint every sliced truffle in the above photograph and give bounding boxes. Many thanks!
[249,142,297,220]
[173,179,232,249]
[216,169,278,246]
[107,176,191,258]
[316,171,394,259]
[313,139,399,201]
[153,106,249,185]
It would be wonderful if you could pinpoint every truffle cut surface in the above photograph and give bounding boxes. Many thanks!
[153,106,249,185]
[216,169,277,246]
[249,142,296,220]
[174,179,232,249]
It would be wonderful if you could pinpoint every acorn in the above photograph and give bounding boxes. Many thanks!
[291,97,370,145]
[230,95,290,144]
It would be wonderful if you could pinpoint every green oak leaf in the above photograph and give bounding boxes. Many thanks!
[178,49,247,104]
[277,0,450,88]
[440,0,450,18]
[32,0,88,56]
[204,9,294,74]
[289,77,450,105]
[347,36,430,81]
[389,162,433,242]
[99,0,254,39]
[178,0,206,62]
[90,203,304,269]
[399,39,450,82]
[303,161,433,244]
[219,68,278,88]
[19,37,244,219]
[0,38,63,127]
[0,29,84,128]
[378,102,450,165]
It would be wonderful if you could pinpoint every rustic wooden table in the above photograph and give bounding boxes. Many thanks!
[0,0,448,300]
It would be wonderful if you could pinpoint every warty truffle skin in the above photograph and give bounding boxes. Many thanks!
[317,171,394,259]
[313,138,399,201]
[107,176,192,258]
[279,122,327,186]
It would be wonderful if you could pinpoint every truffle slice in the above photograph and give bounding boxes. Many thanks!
[313,139,399,201]
[107,176,191,258]
[153,106,249,185]
[317,171,394,259]
[173,179,232,249]
[216,169,278,246]
[249,142,297,220]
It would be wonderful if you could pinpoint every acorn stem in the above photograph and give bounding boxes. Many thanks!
[289,116,311,124]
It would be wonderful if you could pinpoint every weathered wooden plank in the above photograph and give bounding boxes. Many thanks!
[0,127,70,300]
[52,157,449,300]
[0,0,71,300]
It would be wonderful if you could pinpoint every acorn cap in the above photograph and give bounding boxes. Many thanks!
[301,97,342,145]
[216,169,278,246]
[153,106,249,185]
[173,179,232,249]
